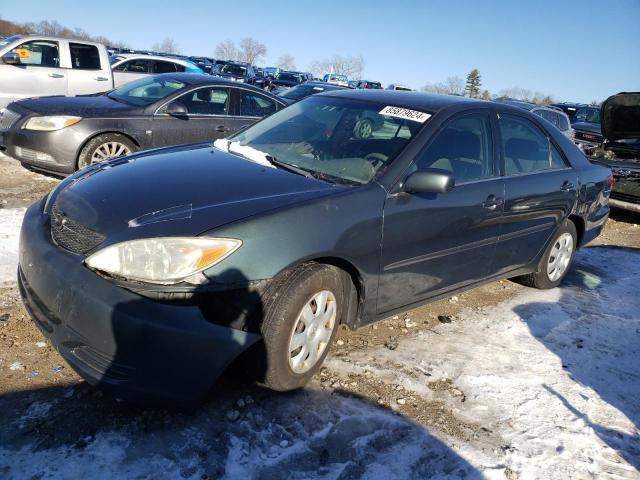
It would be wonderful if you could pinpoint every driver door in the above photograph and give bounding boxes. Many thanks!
[377,111,504,313]
[0,39,67,107]
[151,86,240,147]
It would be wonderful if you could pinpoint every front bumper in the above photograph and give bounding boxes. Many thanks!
[18,203,261,405]
[0,126,81,175]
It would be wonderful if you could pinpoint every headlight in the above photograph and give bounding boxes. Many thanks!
[85,237,241,284]
[23,116,81,131]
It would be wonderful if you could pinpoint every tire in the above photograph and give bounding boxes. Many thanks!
[518,220,577,289]
[354,118,374,139]
[260,263,343,391]
[77,133,137,171]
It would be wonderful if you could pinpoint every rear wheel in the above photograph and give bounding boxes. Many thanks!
[77,133,137,171]
[518,220,577,289]
[260,263,342,391]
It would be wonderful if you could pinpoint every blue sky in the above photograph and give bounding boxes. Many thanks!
[2,0,638,102]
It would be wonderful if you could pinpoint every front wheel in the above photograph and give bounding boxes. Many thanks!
[260,264,343,391]
[77,133,137,171]
[518,220,577,289]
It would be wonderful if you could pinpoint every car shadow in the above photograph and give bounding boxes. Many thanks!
[2,268,486,479]
[609,208,640,224]
[512,245,640,470]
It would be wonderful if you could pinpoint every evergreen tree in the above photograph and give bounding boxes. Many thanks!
[465,69,482,98]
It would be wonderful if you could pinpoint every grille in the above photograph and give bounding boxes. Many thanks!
[50,204,105,255]
[0,108,20,130]
[610,191,640,205]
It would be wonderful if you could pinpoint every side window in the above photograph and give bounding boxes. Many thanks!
[69,43,101,70]
[414,113,494,183]
[557,114,569,131]
[239,91,277,117]
[500,114,562,175]
[174,63,186,73]
[116,59,152,73]
[550,142,569,169]
[12,40,59,67]
[154,61,177,74]
[177,87,230,115]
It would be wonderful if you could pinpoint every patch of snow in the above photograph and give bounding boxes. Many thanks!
[328,247,640,478]
[0,207,25,285]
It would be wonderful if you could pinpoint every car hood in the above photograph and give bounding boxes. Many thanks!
[572,121,601,134]
[51,144,341,244]
[601,92,640,141]
[12,94,140,117]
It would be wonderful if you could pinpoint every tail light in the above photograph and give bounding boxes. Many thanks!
[570,130,575,141]
[609,173,614,190]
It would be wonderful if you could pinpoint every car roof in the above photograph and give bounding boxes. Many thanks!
[319,89,487,112]
[114,54,194,65]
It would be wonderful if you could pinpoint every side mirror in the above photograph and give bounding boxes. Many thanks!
[2,52,20,65]
[402,169,455,194]
[165,101,188,116]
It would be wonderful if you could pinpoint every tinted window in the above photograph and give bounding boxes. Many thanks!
[414,114,494,182]
[154,61,177,73]
[239,91,277,117]
[115,59,153,73]
[70,43,101,70]
[12,40,59,67]
[177,87,230,115]
[500,114,564,174]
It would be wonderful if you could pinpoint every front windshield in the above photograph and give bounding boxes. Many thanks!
[107,76,186,106]
[227,96,428,184]
[0,35,22,47]
[576,107,601,124]
[221,64,247,76]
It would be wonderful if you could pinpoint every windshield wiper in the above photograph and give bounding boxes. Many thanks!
[268,157,315,179]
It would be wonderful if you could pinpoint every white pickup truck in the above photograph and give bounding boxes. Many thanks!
[0,34,115,109]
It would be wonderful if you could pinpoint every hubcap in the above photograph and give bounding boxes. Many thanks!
[547,232,574,281]
[90,141,131,164]
[288,290,337,374]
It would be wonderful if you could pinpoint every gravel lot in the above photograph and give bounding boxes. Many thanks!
[0,153,639,479]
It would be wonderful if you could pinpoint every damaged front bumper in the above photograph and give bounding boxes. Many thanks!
[18,203,262,405]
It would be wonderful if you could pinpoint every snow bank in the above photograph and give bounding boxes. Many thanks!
[0,207,25,285]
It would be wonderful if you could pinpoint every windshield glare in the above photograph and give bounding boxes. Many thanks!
[228,96,427,184]
[107,76,186,106]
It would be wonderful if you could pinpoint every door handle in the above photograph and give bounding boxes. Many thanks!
[48,73,64,78]
[482,195,504,210]
[560,181,575,191]
[215,125,231,133]
[94,76,109,81]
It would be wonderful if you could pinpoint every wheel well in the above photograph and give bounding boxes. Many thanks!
[307,257,364,329]
[568,215,585,247]
[76,131,140,167]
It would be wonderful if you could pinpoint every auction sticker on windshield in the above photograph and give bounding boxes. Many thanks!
[379,106,431,123]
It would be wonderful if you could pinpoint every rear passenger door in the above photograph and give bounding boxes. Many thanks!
[492,113,578,275]
[378,111,504,313]
[66,42,111,95]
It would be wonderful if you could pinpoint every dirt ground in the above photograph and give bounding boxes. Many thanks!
[1,153,639,478]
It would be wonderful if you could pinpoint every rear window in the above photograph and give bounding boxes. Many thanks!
[70,43,101,70]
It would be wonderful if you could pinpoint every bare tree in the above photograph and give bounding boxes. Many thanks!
[277,53,296,71]
[214,40,238,61]
[498,86,532,101]
[238,37,267,64]
[421,76,465,95]
[152,37,179,54]
[309,54,365,79]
